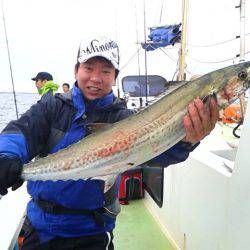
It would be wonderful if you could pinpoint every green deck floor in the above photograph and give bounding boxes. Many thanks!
[114,200,175,250]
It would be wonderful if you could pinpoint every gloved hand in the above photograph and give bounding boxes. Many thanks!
[0,155,23,196]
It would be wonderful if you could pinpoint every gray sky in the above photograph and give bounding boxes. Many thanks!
[0,0,249,93]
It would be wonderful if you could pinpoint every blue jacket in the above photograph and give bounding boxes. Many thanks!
[0,84,196,243]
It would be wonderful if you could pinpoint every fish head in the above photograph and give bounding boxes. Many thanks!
[216,61,250,108]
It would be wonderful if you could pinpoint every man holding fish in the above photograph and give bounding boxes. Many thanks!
[0,35,225,249]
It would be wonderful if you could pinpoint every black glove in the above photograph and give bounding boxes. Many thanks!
[0,155,23,196]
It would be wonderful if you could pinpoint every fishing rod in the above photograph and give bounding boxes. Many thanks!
[1,0,19,119]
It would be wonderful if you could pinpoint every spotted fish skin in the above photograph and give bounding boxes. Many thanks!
[21,62,250,181]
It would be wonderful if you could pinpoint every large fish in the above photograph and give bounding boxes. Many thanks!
[21,62,250,181]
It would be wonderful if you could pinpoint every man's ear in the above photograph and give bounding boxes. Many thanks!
[74,68,77,79]
[112,69,118,86]
[74,65,79,79]
[42,80,47,85]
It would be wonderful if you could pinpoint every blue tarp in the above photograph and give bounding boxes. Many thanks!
[142,23,181,51]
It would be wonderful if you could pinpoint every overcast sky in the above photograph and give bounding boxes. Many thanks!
[0,0,249,93]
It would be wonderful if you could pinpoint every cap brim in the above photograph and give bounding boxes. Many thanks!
[31,77,37,81]
[78,54,119,70]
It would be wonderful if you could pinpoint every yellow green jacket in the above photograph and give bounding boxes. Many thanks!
[38,81,59,96]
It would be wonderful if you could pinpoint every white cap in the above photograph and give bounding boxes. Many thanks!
[77,36,120,70]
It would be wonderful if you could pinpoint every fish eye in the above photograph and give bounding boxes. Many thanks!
[238,70,248,80]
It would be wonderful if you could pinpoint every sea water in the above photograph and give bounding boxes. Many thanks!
[0,92,40,131]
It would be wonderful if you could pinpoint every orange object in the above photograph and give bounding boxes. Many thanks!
[18,236,24,249]
[222,104,242,124]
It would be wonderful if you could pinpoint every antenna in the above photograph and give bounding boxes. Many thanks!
[134,1,143,108]
[1,0,19,119]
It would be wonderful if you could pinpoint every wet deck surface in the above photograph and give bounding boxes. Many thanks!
[114,199,175,250]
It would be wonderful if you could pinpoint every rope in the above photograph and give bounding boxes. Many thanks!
[159,48,177,62]
[188,50,250,64]
[187,32,250,48]
[159,0,165,24]
[119,49,141,71]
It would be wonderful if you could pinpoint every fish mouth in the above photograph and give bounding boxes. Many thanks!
[243,80,250,89]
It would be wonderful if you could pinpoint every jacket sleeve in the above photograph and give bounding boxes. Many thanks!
[0,96,54,163]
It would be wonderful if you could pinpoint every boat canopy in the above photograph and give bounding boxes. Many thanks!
[141,23,181,51]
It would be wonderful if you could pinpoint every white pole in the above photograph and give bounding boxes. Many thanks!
[239,0,245,62]
[177,0,189,81]
[238,0,246,118]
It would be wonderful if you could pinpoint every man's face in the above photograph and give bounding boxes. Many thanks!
[75,57,116,100]
[62,85,69,93]
[35,79,46,89]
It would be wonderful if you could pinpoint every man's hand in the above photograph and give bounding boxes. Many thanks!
[0,156,23,196]
[182,97,219,144]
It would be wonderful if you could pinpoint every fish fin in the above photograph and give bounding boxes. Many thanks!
[202,93,217,104]
[86,123,112,133]
[91,174,117,181]
[91,174,118,192]
[202,93,217,111]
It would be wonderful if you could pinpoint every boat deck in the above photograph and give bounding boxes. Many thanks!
[114,199,175,250]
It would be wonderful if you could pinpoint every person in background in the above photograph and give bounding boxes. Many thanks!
[62,83,70,93]
[0,36,219,250]
[31,71,59,95]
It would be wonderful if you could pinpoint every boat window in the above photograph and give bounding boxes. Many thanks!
[142,163,164,207]
[121,75,168,97]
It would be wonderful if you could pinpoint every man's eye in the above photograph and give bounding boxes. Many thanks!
[103,70,111,74]
[84,66,92,71]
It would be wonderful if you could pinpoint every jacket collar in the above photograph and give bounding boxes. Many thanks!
[72,83,115,120]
